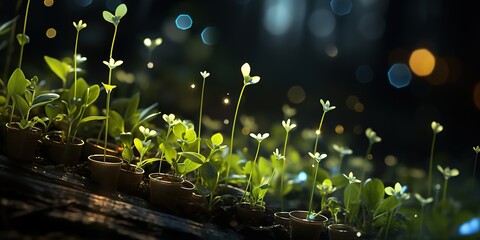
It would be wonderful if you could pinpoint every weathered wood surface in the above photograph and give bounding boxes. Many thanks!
[0,155,244,239]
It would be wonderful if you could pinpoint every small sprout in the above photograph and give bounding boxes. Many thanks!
[103,58,123,69]
[282,119,297,133]
[103,3,127,26]
[282,104,297,118]
[73,20,87,31]
[474,146,480,154]
[437,165,459,180]
[320,99,336,112]
[273,148,285,161]
[431,121,444,134]
[241,63,261,85]
[414,193,433,206]
[308,152,328,163]
[200,71,210,79]
[343,172,361,184]
[163,113,180,127]
[249,132,269,142]
[101,83,116,94]
[385,182,410,200]
[365,128,382,144]
[332,144,353,156]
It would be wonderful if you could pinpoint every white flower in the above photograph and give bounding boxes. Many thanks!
[343,172,361,184]
[414,193,433,206]
[162,113,180,127]
[273,148,285,161]
[241,63,261,85]
[139,126,157,138]
[200,71,210,79]
[332,144,353,156]
[308,152,327,163]
[431,121,444,134]
[76,54,87,63]
[365,128,382,144]
[249,132,269,142]
[437,165,459,180]
[317,179,336,195]
[282,119,297,133]
[320,99,336,112]
[103,58,123,70]
[385,182,410,200]
[73,20,87,31]
[473,146,480,154]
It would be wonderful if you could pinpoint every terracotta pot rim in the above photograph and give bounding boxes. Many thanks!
[181,179,195,190]
[148,172,184,183]
[44,133,85,146]
[88,154,123,165]
[274,211,291,220]
[327,223,356,232]
[120,164,145,174]
[289,210,328,223]
[6,122,42,133]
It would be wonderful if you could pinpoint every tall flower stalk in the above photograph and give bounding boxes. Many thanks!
[384,182,410,240]
[72,20,87,99]
[437,165,459,204]
[197,71,210,153]
[307,152,327,218]
[428,121,443,195]
[414,193,433,239]
[101,4,127,161]
[343,171,361,222]
[360,128,381,182]
[473,146,480,188]
[312,99,335,153]
[332,144,352,175]
[280,119,297,211]
[225,63,260,181]
[241,132,269,203]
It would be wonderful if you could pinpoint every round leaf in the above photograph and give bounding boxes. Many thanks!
[115,4,128,18]
[362,178,385,211]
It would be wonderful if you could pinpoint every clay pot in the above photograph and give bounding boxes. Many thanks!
[289,210,328,240]
[236,202,266,226]
[5,123,42,161]
[87,154,122,192]
[118,164,145,194]
[149,173,184,209]
[273,211,291,229]
[42,134,84,166]
[328,223,357,240]
[82,138,120,162]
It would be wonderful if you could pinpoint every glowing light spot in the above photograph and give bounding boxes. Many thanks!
[335,125,344,134]
[388,63,412,88]
[223,97,230,105]
[409,48,436,77]
[147,62,154,69]
[426,57,449,85]
[354,102,364,112]
[287,86,306,104]
[308,9,336,38]
[175,14,193,30]
[330,0,353,16]
[46,28,57,38]
[474,83,480,110]
[325,45,338,57]
[353,125,363,135]
[367,154,373,160]
[241,127,250,135]
[356,65,373,83]
[201,27,219,45]
[358,13,385,40]
[459,218,480,236]
[346,95,359,109]
[414,214,418,218]
[384,155,397,166]
[190,83,195,89]
[105,0,122,11]
[296,171,307,182]
[44,0,54,7]
[357,232,362,237]
[75,0,92,7]
[315,130,321,135]
[143,38,152,47]
[223,119,229,125]
[263,1,293,36]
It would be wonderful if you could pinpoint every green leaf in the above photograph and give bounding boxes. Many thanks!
[134,138,143,153]
[69,77,88,102]
[173,123,187,139]
[78,115,106,125]
[133,112,161,131]
[200,162,218,189]
[85,84,100,107]
[344,183,361,205]
[177,161,202,175]
[362,178,385,211]
[11,94,29,119]
[7,68,28,96]
[108,110,124,138]
[138,102,158,121]
[44,55,70,84]
[31,93,59,110]
[374,196,401,219]
[0,16,19,35]
[205,139,213,150]
[163,144,177,165]
[211,133,223,146]
[115,4,128,18]
[119,132,133,147]
[45,103,61,120]
[102,11,114,24]
[179,152,206,164]
[184,129,197,143]
[125,92,140,121]
[16,33,29,46]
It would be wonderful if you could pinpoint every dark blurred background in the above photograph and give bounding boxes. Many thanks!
[1,0,479,178]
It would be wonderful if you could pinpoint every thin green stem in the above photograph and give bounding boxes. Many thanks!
[18,0,31,69]
[313,111,326,154]
[103,91,111,162]
[280,131,289,211]
[385,208,395,240]
[226,84,246,182]
[308,160,320,216]
[73,29,80,99]
[346,184,352,219]
[474,153,478,189]
[109,25,118,58]
[428,133,437,196]
[197,76,206,153]
[442,178,448,204]
[158,128,172,173]
[242,141,261,203]
[209,171,220,211]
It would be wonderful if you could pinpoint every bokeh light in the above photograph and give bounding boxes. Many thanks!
[44,0,54,7]
[354,102,364,112]
[325,44,338,57]
[474,82,480,110]
[201,27,219,45]
[175,14,193,30]
[384,155,397,166]
[388,63,412,88]
[426,57,449,85]
[46,28,57,38]
[308,9,336,38]
[346,95,359,110]
[355,65,373,83]
[75,0,92,7]
[335,125,344,134]
[287,86,306,104]
[330,0,353,16]
[147,62,154,69]
[409,48,435,76]
[263,1,293,36]
[459,218,480,236]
